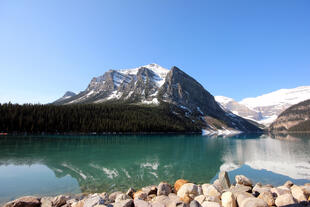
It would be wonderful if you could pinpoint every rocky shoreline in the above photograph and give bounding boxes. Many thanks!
[3,172,310,207]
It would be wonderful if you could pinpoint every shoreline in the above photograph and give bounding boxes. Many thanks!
[3,172,310,207]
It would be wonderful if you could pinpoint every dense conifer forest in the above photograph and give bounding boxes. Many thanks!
[0,103,201,133]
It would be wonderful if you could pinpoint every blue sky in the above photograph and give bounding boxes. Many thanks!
[0,0,309,104]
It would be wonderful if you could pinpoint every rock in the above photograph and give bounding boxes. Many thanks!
[109,192,123,202]
[201,184,210,196]
[270,187,290,197]
[84,194,106,207]
[146,194,157,202]
[151,202,165,207]
[158,182,172,196]
[142,186,157,196]
[177,183,199,201]
[221,191,236,207]
[4,196,40,207]
[257,191,275,206]
[100,193,109,201]
[72,200,85,207]
[168,193,182,204]
[236,192,254,207]
[252,184,270,195]
[201,201,220,207]
[284,180,294,188]
[53,195,67,207]
[302,185,310,199]
[193,195,220,205]
[126,188,136,198]
[194,195,206,204]
[197,185,203,196]
[41,197,53,207]
[202,185,220,199]
[235,175,253,187]
[174,179,189,192]
[133,191,148,200]
[115,194,131,203]
[229,185,252,196]
[133,199,151,207]
[212,180,223,193]
[190,200,201,207]
[219,171,231,190]
[239,198,268,207]
[152,195,171,206]
[291,185,307,202]
[275,194,296,207]
[114,199,133,207]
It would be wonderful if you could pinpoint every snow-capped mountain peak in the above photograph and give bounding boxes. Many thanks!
[215,96,234,105]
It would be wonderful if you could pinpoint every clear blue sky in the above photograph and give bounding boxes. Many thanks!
[0,0,309,104]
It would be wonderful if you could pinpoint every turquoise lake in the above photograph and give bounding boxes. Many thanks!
[0,133,310,204]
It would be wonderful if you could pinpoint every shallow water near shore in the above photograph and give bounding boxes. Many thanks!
[0,133,310,204]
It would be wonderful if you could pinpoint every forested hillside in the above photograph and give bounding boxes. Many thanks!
[0,103,202,133]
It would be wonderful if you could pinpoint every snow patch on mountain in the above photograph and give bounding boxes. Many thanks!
[240,86,310,109]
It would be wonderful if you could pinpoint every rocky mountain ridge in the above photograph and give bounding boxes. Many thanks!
[54,64,261,133]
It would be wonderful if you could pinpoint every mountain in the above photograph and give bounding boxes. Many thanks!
[216,86,310,126]
[269,99,310,132]
[54,63,261,133]
[54,91,76,103]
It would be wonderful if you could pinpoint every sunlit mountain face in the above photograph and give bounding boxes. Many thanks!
[0,134,310,204]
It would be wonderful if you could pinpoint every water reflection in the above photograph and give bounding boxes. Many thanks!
[0,134,309,204]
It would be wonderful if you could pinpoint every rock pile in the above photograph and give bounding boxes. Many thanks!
[4,172,310,207]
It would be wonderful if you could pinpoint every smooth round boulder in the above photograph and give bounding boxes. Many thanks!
[258,191,275,206]
[221,191,236,207]
[202,185,221,199]
[239,198,268,207]
[235,175,253,187]
[275,194,296,207]
[157,182,172,196]
[177,183,199,201]
[174,179,189,192]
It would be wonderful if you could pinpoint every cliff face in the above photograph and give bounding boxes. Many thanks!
[54,64,262,133]
[269,99,310,132]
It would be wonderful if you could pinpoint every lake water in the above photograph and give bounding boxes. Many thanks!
[0,133,310,204]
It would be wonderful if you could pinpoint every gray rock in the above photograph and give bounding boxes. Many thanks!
[235,175,253,187]
[190,200,201,207]
[219,171,231,190]
[84,194,106,207]
[114,199,133,207]
[157,182,172,196]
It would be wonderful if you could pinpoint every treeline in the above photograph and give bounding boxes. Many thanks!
[0,103,201,133]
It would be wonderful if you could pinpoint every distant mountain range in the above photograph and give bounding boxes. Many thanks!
[54,64,261,134]
[215,86,310,126]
